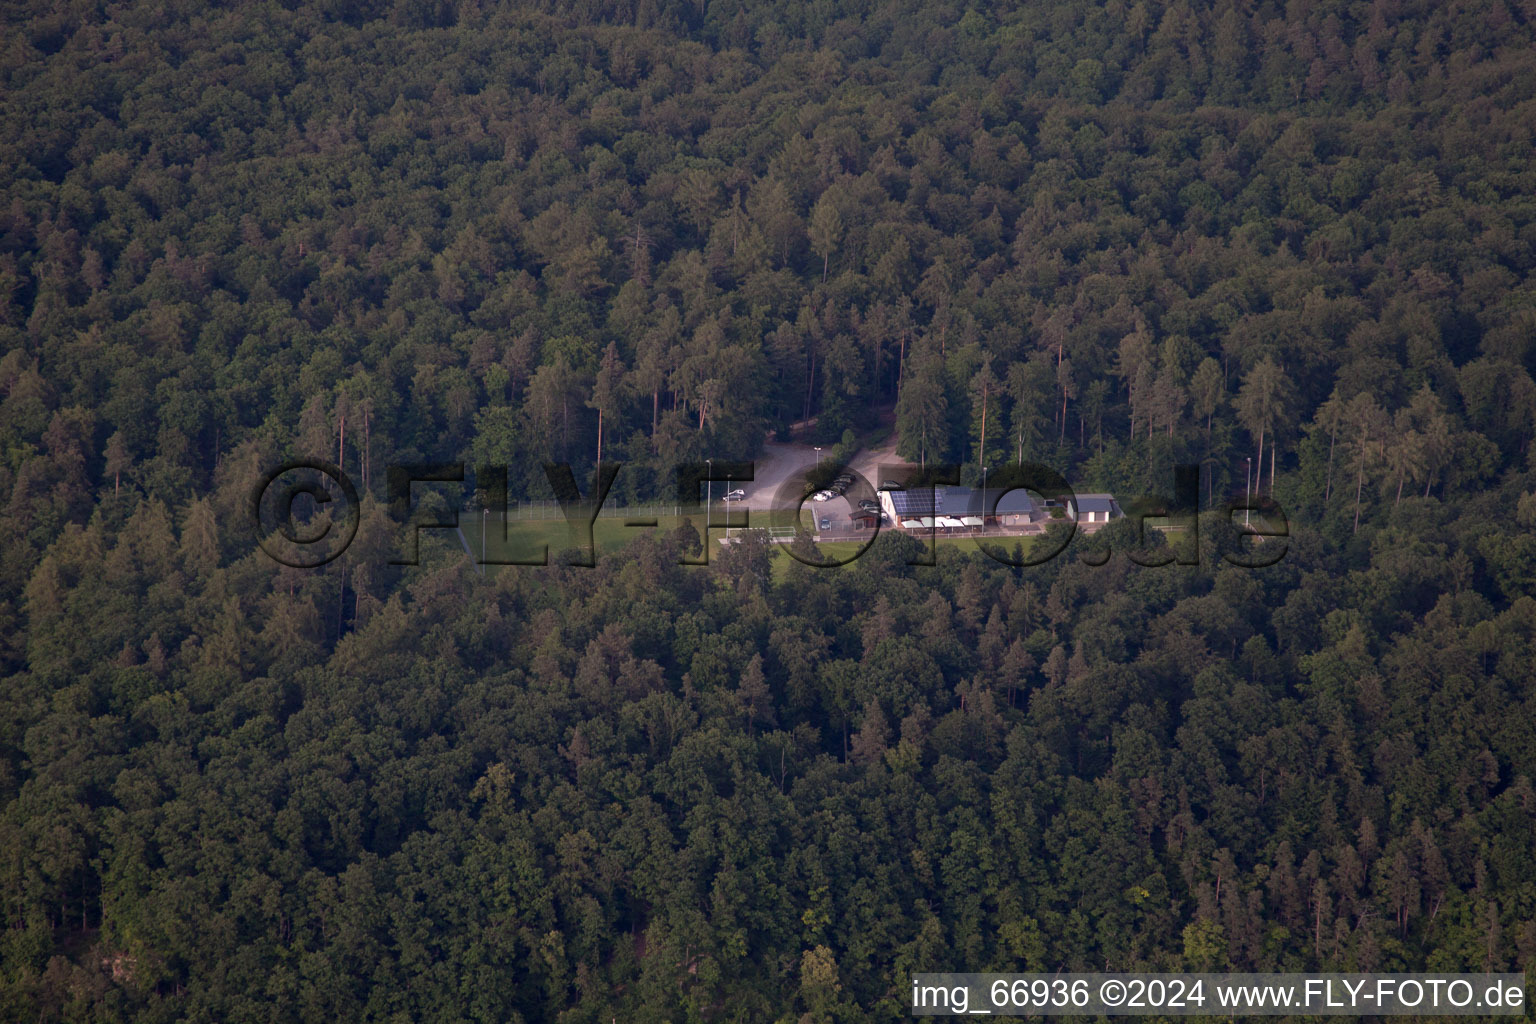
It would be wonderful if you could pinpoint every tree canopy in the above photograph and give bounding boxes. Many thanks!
[2,0,1536,1020]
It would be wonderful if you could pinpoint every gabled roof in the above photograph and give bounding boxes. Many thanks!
[993,489,1038,516]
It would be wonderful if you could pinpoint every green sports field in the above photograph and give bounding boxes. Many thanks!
[458,514,1043,580]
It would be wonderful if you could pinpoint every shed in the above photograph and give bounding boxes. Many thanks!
[1072,493,1122,523]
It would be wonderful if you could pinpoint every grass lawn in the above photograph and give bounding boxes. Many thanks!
[462,511,803,567]
[769,532,1043,579]
[461,514,1042,579]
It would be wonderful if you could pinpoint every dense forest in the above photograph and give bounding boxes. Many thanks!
[2,0,1535,1019]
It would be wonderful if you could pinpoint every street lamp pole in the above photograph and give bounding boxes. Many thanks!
[981,463,987,536]
[481,508,488,573]
[705,458,712,545]
[814,446,822,469]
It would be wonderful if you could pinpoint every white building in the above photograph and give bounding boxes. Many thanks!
[1070,493,1122,524]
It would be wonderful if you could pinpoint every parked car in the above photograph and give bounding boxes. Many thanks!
[818,516,831,531]
[858,498,880,512]
[722,489,746,501]
[811,490,834,502]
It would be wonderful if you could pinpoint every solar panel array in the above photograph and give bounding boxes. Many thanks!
[884,487,1038,518]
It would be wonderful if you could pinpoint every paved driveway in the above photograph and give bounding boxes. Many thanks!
[738,442,818,512]
[715,439,917,533]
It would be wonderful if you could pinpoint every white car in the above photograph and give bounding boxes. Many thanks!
[721,489,746,502]
[811,490,834,502]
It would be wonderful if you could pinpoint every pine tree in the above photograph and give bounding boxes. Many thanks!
[735,653,772,735]
[588,341,625,465]
[1189,358,1224,436]
[895,338,947,468]
[808,192,843,283]
[103,430,131,498]
[969,357,998,473]
[1236,358,1292,494]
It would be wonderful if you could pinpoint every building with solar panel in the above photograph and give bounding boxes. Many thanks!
[876,486,1121,533]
